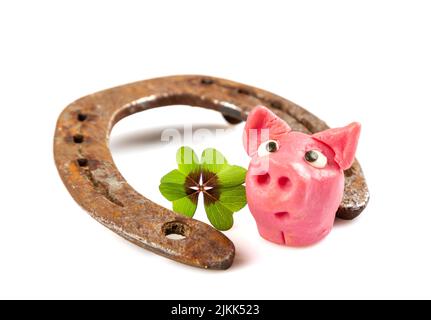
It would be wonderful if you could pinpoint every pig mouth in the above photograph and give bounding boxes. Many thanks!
[274,211,290,221]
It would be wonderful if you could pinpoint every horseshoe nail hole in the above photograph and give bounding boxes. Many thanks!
[344,167,354,177]
[237,88,250,95]
[166,233,186,240]
[201,78,214,85]
[77,158,88,167]
[256,173,270,185]
[77,113,88,122]
[73,134,84,144]
[270,101,282,109]
[163,221,190,240]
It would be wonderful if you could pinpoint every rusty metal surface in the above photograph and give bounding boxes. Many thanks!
[54,75,370,269]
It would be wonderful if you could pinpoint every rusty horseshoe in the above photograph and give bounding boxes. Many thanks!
[54,75,369,270]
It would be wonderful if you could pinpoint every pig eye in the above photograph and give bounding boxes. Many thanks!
[257,140,279,157]
[304,150,327,168]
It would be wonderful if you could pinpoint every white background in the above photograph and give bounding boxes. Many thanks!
[1,0,430,299]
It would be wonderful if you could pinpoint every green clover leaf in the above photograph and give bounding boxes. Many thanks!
[159,146,247,230]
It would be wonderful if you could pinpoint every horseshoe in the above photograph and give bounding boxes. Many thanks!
[54,75,369,270]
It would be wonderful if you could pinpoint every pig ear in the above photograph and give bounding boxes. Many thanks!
[312,122,361,170]
[243,106,291,156]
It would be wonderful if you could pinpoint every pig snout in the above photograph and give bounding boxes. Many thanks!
[246,160,307,220]
[254,172,292,190]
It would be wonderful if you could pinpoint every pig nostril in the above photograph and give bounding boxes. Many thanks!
[278,176,291,189]
[256,173,270,185]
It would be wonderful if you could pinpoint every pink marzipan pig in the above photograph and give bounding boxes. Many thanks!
[243,106,360,246]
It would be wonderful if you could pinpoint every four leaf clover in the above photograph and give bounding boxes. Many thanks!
[159,146,247,231]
